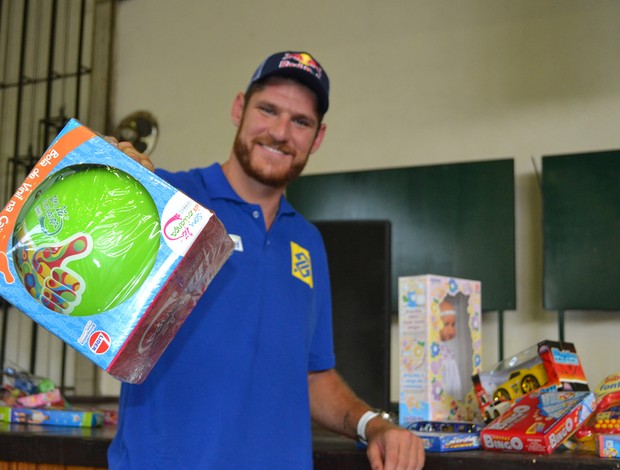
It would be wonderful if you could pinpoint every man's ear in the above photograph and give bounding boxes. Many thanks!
[231,92,245,127]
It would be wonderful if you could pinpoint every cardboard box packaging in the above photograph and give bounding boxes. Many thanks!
[0,119,234,383]
[481,390,595,454]
[599,434,620,458]
[407,421,482,452]
[0,406,103,428]
[399,275,482,425]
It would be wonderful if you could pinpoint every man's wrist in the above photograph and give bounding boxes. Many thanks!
[357,409,392,444]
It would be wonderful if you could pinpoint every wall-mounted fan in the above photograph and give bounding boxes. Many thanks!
[114,111,159,155]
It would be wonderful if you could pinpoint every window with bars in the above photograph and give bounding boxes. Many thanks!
[0,0,115,396]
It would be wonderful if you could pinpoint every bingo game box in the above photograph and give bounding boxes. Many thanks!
[481,389,595,454]
[0,119,234,383]
[399,275,482,425]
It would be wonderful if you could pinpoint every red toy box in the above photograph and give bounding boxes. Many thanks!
[481,390,595,454]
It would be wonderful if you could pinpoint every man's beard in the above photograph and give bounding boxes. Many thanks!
[232,129,309,189]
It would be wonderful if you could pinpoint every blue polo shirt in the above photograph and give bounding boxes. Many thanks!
[108,164,335,469]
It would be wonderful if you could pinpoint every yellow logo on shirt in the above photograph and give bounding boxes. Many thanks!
[291,241,313,288]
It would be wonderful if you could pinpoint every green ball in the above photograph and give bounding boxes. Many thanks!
[13,164,161,316]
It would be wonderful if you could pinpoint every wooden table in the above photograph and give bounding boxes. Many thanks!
[1,422,619,470]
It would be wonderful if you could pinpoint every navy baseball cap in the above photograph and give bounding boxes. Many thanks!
[247,51,330,115]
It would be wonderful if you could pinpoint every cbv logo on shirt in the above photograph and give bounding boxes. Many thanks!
[291,241,313,288]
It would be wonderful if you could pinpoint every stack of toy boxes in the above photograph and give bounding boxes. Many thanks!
[399,275,482,426]
[0,119,234,384]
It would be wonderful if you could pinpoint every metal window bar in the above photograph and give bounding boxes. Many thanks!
[0,0,111,397]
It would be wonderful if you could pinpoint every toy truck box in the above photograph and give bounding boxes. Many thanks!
[0,119,234,383]
[481,390,595,454]
[399,275,482,425]
[473,340,589,423]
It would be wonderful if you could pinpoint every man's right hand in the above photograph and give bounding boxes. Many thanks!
[102,136,155,172]
[118,141,155,172]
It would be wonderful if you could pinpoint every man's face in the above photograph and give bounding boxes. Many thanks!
[232,78,325,188]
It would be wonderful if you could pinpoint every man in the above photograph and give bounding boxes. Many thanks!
[109,51,424,470]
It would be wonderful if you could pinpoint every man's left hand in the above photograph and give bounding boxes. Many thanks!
[366,422,425,470]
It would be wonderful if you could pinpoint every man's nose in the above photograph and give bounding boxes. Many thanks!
[269,117,291,142]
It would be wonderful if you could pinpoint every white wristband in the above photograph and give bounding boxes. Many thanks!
[357,410,380,444]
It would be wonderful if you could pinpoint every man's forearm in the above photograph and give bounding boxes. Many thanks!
[308,368,371,439]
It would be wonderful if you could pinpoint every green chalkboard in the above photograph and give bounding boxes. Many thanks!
[542,150,620,310]
[286,159,516,312]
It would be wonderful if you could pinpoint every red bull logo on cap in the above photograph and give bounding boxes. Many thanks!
[279,53,323,80]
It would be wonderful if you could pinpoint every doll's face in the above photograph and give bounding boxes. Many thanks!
[439,314,457,342]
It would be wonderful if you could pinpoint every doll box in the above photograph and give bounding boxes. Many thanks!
[0,119,234,383]
[0,405,103,428]
[481,390,595,454]
[398,275,482,425]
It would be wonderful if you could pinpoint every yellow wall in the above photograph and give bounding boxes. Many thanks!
[106,0,620,399]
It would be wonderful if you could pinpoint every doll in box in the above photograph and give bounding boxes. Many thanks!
[439,298,463,399]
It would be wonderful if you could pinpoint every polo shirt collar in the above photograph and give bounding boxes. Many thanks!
[205,163,296,217]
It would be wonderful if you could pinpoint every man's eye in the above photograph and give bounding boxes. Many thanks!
[294,118,312,127]
[259,105,275,115]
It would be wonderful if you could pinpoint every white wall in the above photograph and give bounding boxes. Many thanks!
[103,0,620,399]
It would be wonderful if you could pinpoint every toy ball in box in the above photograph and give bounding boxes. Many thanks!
[481,390,595,454]
[398,275,482,425]
[473,340,589,423]
[0,119,234,383]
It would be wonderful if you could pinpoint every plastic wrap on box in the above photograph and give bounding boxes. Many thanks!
[0,406,103,428]
[481,390,595,454]
[0,119,234,383]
